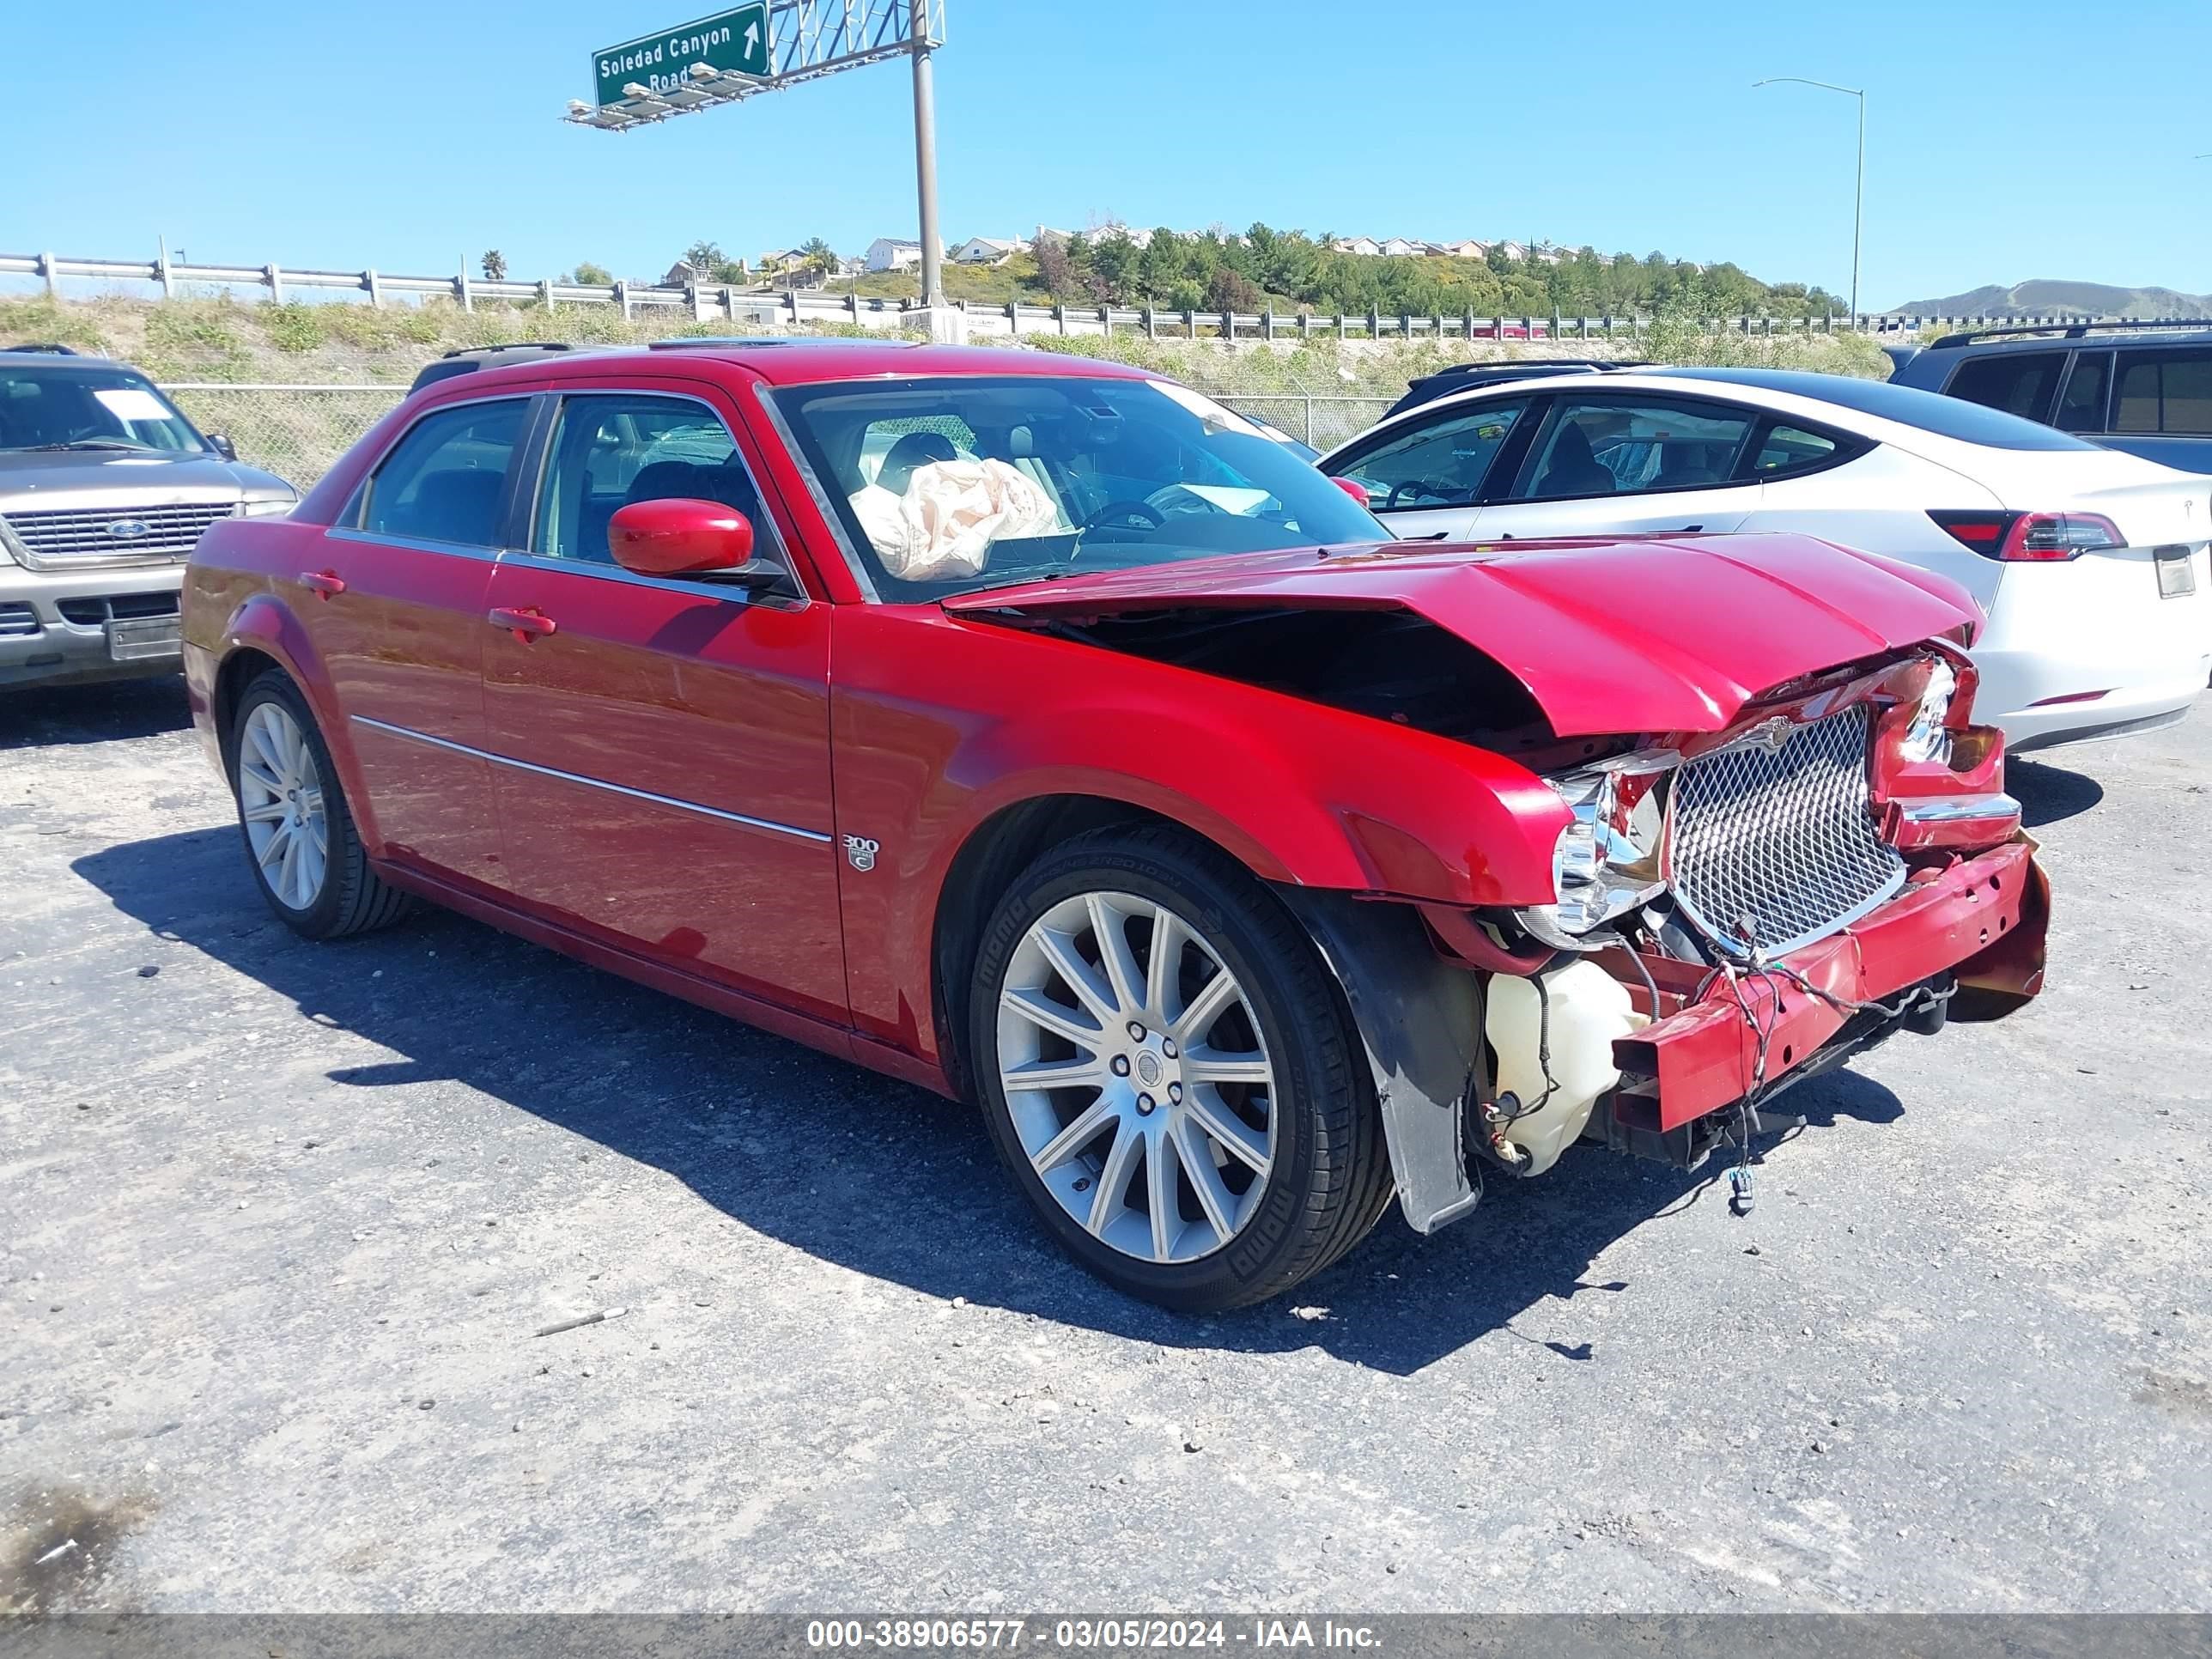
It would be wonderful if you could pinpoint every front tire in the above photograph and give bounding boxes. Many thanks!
[228,669,410,939]
[970,825,1392,1311]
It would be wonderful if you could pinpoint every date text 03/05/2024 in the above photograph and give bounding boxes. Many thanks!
[804,1619,1383,1650]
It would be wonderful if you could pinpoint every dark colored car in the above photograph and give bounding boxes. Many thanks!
[1387,358,1645,419]
[181,340,2045,1311]
[1889,322,2212,475]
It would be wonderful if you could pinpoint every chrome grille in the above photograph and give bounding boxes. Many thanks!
[1668,704,1905,957]
[0,501,234,567]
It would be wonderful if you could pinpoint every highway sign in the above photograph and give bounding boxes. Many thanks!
[592,5,769,107]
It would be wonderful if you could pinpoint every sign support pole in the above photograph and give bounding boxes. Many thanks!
[909,0,945,309]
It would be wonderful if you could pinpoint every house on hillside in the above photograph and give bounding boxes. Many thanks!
[756,247,809,271]
[952,236,1028,265]
[1331,235,1382,257]
[1492,240,1529,262]
[865,236,941,272]
[1436,239,1487,259]
[1034,226,1074,251]
[1380,236,1423,258]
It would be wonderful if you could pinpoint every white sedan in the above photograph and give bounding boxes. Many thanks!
[1318,367,2211,752]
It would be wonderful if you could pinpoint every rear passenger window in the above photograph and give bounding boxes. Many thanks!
[2114,349,2212,434]
[1944,352,2064,423]
[2056,352,2112,431]
[1510,398,1754,499]
[1750,424,1839,477]
[361,400,527,547]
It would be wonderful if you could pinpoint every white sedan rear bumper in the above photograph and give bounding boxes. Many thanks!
[1972,545,2210,753]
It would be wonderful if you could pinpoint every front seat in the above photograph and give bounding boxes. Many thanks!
[1533,422,1617,498]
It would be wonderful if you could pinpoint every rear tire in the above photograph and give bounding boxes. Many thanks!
[228,669,410,939]
[970,824,1392,1311]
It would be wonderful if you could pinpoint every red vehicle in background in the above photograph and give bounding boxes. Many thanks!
[183,341,2046,1311]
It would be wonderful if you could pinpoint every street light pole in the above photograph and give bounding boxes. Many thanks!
[910,0,945,309]
[1754,76,1865,324]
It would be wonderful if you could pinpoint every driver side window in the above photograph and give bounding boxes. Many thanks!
[1339,400,1528,514]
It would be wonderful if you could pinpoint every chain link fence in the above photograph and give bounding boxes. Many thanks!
[162,385,406,489]
[159,383,1397,487]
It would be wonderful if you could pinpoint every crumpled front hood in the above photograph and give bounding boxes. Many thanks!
[944,533,1982,737]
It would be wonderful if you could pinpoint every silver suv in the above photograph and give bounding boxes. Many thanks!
[1,347,297,690]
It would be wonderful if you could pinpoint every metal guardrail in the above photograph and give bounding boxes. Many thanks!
[4,249,2163,338]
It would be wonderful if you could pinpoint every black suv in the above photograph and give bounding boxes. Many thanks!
[1888,322,2212,475]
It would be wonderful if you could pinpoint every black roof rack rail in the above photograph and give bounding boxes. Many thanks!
[644,335,921,349]
[1923,319,2212,349]
[4,343,82,355]
[434,342,581,361]
[409,343,596,392]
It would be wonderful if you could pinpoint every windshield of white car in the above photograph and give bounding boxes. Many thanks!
[769,374,1383,599]
[0,365,207,454]
[1651,367,2101,451]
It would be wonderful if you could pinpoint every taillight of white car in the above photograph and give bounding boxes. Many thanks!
[1927,509,2126,562]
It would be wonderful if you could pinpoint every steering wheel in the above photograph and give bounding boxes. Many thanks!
[1385,479,1455,509]
[1079,499,1167,535]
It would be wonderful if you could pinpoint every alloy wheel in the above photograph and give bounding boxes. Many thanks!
[995,890,1278,1264]
[237,701,330,911]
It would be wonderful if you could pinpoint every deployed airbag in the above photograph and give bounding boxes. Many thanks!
[851,459,1062,580]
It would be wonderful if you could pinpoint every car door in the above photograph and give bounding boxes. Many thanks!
[1325,397,1535,538]
[1474,392,1765,540]
[477,383,847,1022]
[315,394,531,890]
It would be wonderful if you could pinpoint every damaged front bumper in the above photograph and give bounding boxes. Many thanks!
[1601,836,2048,1162]
[1284,835,2049,1236]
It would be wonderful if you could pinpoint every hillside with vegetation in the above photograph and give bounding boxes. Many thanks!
[807,226,1846,319]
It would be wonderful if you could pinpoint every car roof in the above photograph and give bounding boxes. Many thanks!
[1320,364,2103,459]
[430,339,1155,397]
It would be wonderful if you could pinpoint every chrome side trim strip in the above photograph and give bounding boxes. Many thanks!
[349,714,833,845]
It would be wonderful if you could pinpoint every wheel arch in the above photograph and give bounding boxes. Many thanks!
[207,597,380,848]
[928,793,1275,1102]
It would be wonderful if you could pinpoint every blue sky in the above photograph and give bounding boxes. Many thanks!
[7,0,2209,308]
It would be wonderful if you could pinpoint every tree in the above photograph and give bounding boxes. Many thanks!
[480,250,507,283]
[1205,265,1262,315]
[800,236,838,277]
[1034,235,1079,301]
[572,261,612,287]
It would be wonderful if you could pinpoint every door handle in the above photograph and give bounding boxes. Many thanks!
[300,570,346,599]
[487,605,556,641]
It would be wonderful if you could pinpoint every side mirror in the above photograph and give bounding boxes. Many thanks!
[609,496,756,577]
[207,434,239,461]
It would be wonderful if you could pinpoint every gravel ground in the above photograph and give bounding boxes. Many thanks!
[2,678,2207,1615]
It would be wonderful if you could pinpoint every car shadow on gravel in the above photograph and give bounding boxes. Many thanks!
[76,825,1905,1377]
[2007,756,2106,829]
[1,677,190,750]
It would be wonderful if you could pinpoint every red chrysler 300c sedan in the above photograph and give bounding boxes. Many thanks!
[183,341,2047,1310]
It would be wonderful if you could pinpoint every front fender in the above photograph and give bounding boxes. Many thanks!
[937,665,1569,908]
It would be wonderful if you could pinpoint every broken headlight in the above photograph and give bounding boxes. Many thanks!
[1898,657,1957,765]
[1517,750,1677,951]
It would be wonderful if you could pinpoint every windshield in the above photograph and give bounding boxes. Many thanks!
[769,374,1382,599]
[0,363,206,453]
